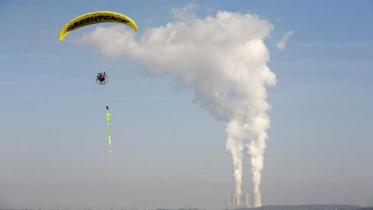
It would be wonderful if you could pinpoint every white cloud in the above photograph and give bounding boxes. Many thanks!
[276,30,294,50]
[171,3,199,21]
[81,9,276,207]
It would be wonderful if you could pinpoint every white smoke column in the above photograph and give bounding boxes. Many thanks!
[81,8,276,207]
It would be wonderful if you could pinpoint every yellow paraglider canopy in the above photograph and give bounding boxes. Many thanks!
[59,10,138,41]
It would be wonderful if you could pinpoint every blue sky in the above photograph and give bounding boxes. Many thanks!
[1,0,373,209]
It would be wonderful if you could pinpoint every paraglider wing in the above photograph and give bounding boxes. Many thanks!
[59,10,138,41]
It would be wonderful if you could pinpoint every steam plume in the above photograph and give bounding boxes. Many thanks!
[81,8,276,207]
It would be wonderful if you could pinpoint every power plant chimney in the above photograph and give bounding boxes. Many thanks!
[230,193,250,208]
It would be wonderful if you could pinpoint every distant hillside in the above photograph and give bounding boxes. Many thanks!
[232,204,364,210]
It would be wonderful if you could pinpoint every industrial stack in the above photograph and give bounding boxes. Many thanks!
[230,192,250,208]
